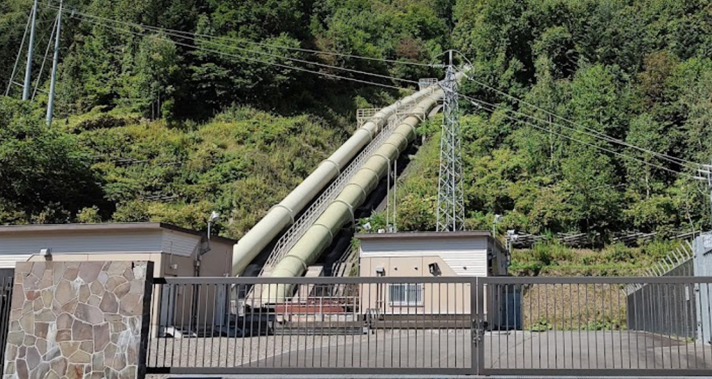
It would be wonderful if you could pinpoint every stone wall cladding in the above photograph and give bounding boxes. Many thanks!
[3,261,153,379]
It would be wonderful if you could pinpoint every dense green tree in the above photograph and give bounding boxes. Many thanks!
[0,98,106,224]
[2,0,712,242]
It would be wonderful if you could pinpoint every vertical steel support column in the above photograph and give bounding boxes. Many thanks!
[46,0,62,126]
[22,0,38,100]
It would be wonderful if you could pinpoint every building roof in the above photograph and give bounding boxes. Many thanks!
[355,231,507,253]
[0,222,237,245]
[356,231,491,240]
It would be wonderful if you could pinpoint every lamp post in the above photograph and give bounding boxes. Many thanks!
[492,214,502,237]
[207,211,220,241]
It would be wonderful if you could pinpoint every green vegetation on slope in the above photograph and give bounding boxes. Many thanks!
[509,239,686,276]
[0,0,450,121]
[0,98,345,238]
[2,0,712,252]
[361,0,712,244]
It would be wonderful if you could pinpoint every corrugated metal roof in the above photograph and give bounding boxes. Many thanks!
[355,231,492,240]
[0,222,236,245]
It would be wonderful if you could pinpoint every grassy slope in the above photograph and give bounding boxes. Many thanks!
[64,107,347,239]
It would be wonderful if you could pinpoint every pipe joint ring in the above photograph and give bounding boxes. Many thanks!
[372,153,390,165]
[360,166,382,182]
[283,255,308,273]
[313,223,334,245]
[319,159,341,176]
[382,141,402,156]
[357,125,376,142]
[270,204,295,224]
[345,182,368,200]
[331,199,355,224]
[392,130,411,141]
[403,122,418,136]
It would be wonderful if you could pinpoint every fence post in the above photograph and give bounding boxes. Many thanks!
[471,277,485,375]
[694,234,712,344]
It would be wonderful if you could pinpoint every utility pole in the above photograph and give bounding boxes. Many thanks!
[436,50,466,232]
[22,0,39,101]
[46,0,63,126]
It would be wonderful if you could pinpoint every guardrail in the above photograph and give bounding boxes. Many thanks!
[145,276,712,376]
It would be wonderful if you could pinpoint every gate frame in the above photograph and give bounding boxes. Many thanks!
[146,276,479,376]
[0,277,12,376]
[478,276,712,377]
[145,275,712,377]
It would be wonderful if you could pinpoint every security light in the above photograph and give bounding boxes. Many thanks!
[209,211,220,223]
[428,263,441,276]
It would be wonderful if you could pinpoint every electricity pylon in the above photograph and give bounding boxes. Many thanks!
[436,51,465,232]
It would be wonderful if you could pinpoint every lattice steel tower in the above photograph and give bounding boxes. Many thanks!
[436,52,465,232]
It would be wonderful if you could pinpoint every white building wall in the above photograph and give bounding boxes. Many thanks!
[360,237,489,277]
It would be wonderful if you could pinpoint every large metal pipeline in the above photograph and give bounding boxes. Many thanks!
[232,86,440,276]
[261,88,445,302]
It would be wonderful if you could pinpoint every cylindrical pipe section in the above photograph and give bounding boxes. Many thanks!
[262,90,444,302]
[232,86,439,275]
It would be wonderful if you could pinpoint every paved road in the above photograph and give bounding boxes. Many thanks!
[146,330,712,379]
[247,330,712,370]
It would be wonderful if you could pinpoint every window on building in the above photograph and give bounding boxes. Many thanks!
[389,283,423,306]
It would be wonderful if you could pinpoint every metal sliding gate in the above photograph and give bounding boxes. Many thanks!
[0,277,13,376]
[145,276,712,376]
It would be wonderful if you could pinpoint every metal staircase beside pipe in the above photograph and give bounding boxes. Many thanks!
[232,85,441,277]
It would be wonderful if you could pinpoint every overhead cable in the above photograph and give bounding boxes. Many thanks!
[43,3,435,68]
[459,91,705,172]
[44,3,421,86]
[73,16,415,93]
[6,8,33,96]
[460,71,699,167]
[32,16,58,99]
[465,95,691,177]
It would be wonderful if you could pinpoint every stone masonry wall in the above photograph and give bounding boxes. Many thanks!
[3,261,153,379]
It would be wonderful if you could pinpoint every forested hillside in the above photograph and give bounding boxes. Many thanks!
[389,0,712,241]
[1,0,711,243]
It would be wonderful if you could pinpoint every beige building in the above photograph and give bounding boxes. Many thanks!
[0,222,236,335]
[358,231,508,323]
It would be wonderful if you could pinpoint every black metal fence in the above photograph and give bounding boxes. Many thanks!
[145,276,712,376]
[0,276,13,376]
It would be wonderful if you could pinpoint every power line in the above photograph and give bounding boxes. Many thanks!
[72,15,416,93]
[46,5,422,88]
[464,94,691,178]
[43,2,435,68]
[32,15,57,99]
[459,71,700,168]
[458,91,705,172]
[6,8,32,96]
